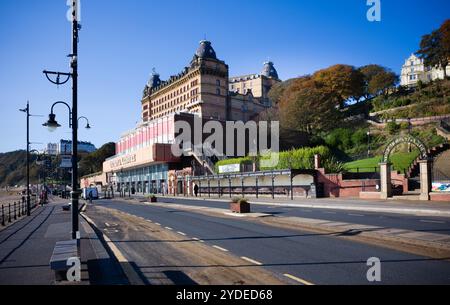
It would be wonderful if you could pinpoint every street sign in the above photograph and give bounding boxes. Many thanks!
[60,155,72,168]
[218,164,241,174]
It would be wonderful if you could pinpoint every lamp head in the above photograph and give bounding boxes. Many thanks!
[43,113,61,132]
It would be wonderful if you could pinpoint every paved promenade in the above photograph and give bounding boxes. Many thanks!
[0,200,127,285]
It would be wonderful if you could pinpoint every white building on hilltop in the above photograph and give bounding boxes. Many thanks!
[45,143,58,156]
[400,54,450,87]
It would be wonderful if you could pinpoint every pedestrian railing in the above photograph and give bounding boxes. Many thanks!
[1,196,39,227]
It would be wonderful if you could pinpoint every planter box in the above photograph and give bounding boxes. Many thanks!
[149,197,157,203]
[230,202,251,214]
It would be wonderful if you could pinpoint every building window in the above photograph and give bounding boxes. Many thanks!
[216,79,220,86]
[216,88,221,95]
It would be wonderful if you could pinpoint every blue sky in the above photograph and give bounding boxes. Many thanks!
[0,0,448,153]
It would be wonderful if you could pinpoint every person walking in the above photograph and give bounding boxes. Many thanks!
[194,184,199,197]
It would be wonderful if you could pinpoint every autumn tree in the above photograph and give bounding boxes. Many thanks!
[359,64,398,98]
[267,78,296,105]
[279,76,341,134]
[312,64,365,108]
[417,19,450,78]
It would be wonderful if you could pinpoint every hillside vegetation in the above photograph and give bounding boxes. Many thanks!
[0,142,115,187]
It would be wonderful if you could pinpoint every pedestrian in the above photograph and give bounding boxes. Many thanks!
[194,184,199,197]
[88,191,93,204]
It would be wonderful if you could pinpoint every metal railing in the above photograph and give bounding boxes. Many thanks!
[1,196,38,227]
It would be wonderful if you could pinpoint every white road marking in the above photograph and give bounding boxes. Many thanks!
[192,237,205,243]
[212,245,229,252]
[177,231,186,236]
[105,222,110,227]
[420,220,445,224]
[147,220,152,223]
[284,273,314,285]
[241,256,263,266]
[165,226,173,230]
[155,223,161,226]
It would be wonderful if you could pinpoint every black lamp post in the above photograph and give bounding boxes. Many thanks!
[43,101,90,240]
[42,0,80,240]
[19,102,43,216]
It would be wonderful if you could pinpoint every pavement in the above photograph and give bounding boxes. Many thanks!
[84,198,450,285]
[0,199,127,285]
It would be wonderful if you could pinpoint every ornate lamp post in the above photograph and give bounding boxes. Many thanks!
[19,102,44,216]
[43,101,90,239]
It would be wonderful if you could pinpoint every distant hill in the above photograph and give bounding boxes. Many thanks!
[0,142,115,187]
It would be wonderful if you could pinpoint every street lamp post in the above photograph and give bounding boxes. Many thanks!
[367,129,371,158]
[43,101,90,240]
[19,102,34,216]
[42,1,80,239]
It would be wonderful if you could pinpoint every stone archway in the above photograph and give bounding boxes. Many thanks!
[380,135,430,200]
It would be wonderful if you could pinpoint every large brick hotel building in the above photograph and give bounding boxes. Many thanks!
[85,40,281,195]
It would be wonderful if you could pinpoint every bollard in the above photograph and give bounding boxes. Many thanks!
[18,201,21,217]
[1,205,4,226]
[14,202,17,220]
[8,203,11,223]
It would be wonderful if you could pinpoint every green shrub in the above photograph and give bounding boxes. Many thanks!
[351,129,368,147]
[325,128,353,151]
[399,122,410,130]
[385,121,400,135]
[231,197,248,204]
[260,146,332,171]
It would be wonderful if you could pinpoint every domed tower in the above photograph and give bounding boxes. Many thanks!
[143,69,162,97]
[261,61,279,80]
[142,69,162,122]
[189,40,229,120]
[195,40,217,60]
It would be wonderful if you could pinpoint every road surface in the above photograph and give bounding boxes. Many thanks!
[86,199,450,285]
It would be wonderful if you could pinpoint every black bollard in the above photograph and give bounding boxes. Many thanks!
[18,201,21,218]
[8,203,11,223]
[14,202,17,220]
[1,205,4,226]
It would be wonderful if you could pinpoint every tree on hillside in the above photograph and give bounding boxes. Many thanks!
[417,19,450,78]
[368,70,398,98]
[267,78,296,105]
[278,76,341,134]
[359,64,398,99]
[312,64,365,108]
[78,142,116,177]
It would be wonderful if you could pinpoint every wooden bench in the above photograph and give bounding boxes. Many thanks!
[50,240,80,281]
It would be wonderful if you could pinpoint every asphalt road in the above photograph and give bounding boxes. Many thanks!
[93,199,450,285]
[154,197,450,235]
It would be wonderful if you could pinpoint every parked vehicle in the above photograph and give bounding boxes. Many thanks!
[82,187,99,200]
